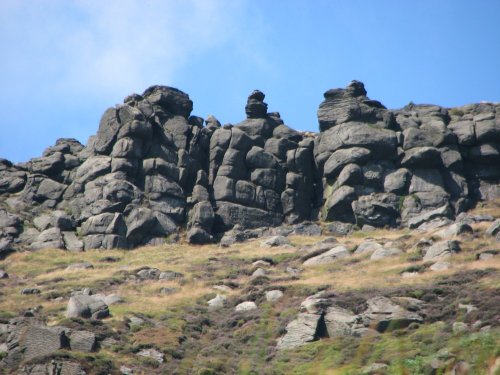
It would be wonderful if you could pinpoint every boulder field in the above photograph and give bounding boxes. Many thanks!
[0,81,499,251]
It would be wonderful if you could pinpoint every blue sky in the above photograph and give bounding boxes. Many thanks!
[1,0,499,162]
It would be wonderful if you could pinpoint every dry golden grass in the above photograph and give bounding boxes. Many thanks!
[1,214,498,324]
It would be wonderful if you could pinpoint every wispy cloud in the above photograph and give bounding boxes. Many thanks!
[0,0,249,98]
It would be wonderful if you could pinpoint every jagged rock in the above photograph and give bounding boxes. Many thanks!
[3,322,70,367]
[362,296,423,332]
[430,261,452,271]
[66,295,109,319]
[0,81,498,253]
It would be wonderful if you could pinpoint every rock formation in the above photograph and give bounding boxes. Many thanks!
[0,81,498,251]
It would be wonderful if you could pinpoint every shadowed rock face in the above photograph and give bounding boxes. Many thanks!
[0,81,498,249]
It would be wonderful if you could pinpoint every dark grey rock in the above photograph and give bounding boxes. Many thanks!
[30,228,65,250]
[322,185,357,222]
[323,147,371,178]
[352,193,400,227]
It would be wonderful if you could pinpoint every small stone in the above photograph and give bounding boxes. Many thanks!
[361,224,376,232]
[430,261,452,271]
[128,316,145,326]
[235,301,258,312]
[252,260,272,267]
[265,290,284,302]
[361,363,389,374]
[120,365,134,375]
[21,287,41,295]
[208,294,227,311]
[137,348,164,364]
[260,235,291,248]
[158,271,184,280]
[252,268,267,277]
[0,270,8,279]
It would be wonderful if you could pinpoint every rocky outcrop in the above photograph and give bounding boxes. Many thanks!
[0,81,498,250]
[276,293,424,350]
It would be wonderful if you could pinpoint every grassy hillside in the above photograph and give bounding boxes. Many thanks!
[1,202,499,374]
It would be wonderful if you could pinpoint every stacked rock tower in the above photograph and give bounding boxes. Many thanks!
[0,81,498,253]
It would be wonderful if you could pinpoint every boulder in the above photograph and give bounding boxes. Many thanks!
[423,240,460,261]
[3,323,70,366]
[323,147,371,178]
[29,228,65,250]
[322,185,357,222]
[324,305,361,337]
[66,295,110,319]
[208,294,227,311]
[303,245,350,266]
[137,348,164,364]
[434,222,473,238]
[352,193,400,227]
[260,235,290,248]
[407,204,453,229]
[370,247,402,260]
[234,301,258,312]
[265,290,284,302]
[276,312,323,350]
[69,330,97,352]
[355,240,384,255]
[362,296,423,332]
[486,219,500,236]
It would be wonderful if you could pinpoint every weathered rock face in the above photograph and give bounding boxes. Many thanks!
[0,82,498,250]
[316,81,499,229]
